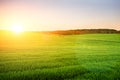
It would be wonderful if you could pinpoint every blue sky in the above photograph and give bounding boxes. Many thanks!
[0,0,120,31]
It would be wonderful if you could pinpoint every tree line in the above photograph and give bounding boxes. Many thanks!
[45,29,120,35]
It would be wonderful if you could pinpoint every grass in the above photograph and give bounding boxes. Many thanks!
[0,33,120,80]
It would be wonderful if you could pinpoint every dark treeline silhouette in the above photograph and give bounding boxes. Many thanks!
[0,29,120,35]
[45,29,120,35]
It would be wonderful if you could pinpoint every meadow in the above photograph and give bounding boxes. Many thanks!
[0,33,120,80]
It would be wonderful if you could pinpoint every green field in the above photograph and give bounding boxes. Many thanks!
[0,34,120,80]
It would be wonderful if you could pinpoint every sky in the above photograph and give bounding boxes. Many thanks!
[0,0,120,31]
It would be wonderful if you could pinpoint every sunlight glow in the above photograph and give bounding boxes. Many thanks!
[11,24,24,34]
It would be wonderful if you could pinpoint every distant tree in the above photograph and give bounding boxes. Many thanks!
[44,29,118,35]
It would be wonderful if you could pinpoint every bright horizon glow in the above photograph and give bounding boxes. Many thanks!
[11,24,24,34]
[0,0,120,31]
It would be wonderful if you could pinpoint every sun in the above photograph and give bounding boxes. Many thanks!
[11,24,24,34]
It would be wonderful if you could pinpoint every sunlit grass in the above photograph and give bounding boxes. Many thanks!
[0,33,120,80]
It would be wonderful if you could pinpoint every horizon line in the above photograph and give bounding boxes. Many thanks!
[0,28,120,32]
